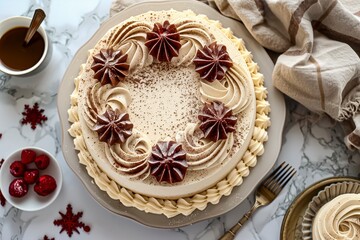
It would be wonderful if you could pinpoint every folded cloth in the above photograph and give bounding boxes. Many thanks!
[110,0,360,150]
[211,0,360,150]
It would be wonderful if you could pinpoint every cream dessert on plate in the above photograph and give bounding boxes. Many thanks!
[68,9,270,217]
[312,193,360,240]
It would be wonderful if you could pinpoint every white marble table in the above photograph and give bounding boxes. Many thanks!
[0,1,359,239]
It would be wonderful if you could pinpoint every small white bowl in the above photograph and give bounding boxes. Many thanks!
[0,147,62,211]
[0,16,51,76]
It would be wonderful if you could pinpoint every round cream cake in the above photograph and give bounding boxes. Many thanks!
[312,193,360,240]
[68,9,270,217]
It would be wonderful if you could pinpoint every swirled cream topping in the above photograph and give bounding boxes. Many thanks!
[104,130,151,179]
[172,19,214,66]
[312,193,360,240]
[200,65,251,114]
[107,21,153,70]
[176,123,234,170]
[84,82,131,127]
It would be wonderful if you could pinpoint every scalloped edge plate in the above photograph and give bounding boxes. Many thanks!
[57,0,285,228]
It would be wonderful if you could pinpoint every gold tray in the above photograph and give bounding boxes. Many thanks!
[280,177,360,240]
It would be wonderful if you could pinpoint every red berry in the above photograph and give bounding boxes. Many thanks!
[23,169,39,184]
[83,225,91,232]
[34,154,50,170]
[21,149,36,164]
[34,175,57,196]
[9,161,26,177]
[9,178,28,198]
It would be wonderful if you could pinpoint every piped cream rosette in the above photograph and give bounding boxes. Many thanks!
[68,10,271,217]
[313,194,360,240]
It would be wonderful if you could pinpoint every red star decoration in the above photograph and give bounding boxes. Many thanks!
[53,204,91,237]
[0,159,5,207]
[21,103,48,130]
[42,235,55,240]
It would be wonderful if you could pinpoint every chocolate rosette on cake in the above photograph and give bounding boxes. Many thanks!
[198,101,237,142]
[148,141,188,184]
[193,42,233,82]
[91,48,129,86]
[93,108,133,145]
[145,20,181,62]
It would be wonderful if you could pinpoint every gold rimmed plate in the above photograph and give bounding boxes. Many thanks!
[280,177,360,240]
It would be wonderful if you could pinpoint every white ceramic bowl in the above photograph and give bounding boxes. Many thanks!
[0,16,50,76]
[0,147,62,211]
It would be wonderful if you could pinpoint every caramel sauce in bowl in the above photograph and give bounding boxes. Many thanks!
[0,16,49,76]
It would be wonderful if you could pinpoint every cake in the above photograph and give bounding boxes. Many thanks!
[312,193,360,240]
[68,9,270,217]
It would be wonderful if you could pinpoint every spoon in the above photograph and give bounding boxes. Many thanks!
[24,9,46,46]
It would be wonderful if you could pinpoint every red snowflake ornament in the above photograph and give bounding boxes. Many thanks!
[42,235,55,240]
[53,204,91,237]
[0,159,5,206]
[21,103,48,130]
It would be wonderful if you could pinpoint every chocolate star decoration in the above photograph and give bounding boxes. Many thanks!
[148,141,188,184]
[145,20,181,62]
[198,101,237,141]
[193,42,233,82]
[93,108,133,145]
[91,48,129,86]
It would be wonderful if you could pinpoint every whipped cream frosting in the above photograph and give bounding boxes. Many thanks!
[176,123,234,170]
[68,9,271,217]
[312,193,360,240]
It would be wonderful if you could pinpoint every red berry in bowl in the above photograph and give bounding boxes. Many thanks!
[9,161,26,177]
[34,154,50,170]
[23,169,39,184]
[21,149,36,164]
[9,178,28,198]
[34,175,57,196]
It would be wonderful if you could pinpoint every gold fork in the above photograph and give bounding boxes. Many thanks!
[219,162,296,240]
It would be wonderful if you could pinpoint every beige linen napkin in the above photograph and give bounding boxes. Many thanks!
[109,0,360,150]
[210,0,360,150]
